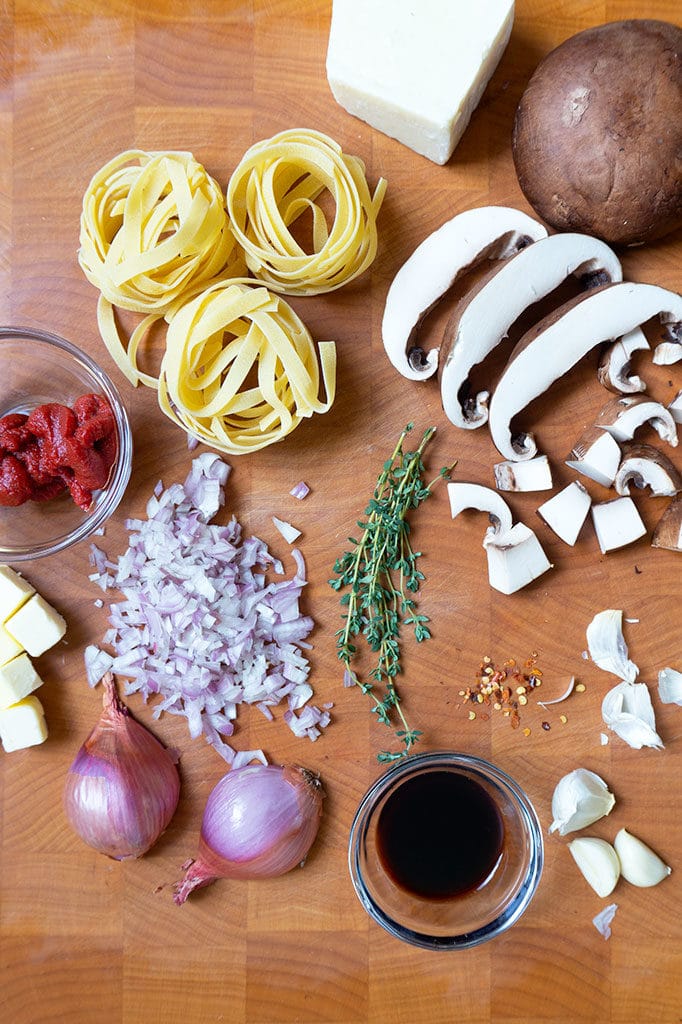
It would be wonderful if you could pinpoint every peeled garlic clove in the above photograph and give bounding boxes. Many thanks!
[549,767,615,835]
[586,609,638,682]
[614,828,671,887]
[568,837,621,897]
[601,680,664,750]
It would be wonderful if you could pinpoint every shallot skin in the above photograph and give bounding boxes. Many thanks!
[64,675,180,860]
[174,763,324,904]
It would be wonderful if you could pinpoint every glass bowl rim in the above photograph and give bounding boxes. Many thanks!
[347,749,544,950]
[0,324,133,561]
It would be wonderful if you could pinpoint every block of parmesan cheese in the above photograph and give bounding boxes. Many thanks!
[326,0,515,165]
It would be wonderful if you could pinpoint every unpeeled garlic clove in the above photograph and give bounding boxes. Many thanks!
[568,837,621,898]
[613,828,671,887]
[549,767,616,836]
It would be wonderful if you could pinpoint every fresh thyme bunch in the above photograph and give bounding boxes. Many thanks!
[329,423,454,762]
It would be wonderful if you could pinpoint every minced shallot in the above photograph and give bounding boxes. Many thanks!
[87,453,331,763]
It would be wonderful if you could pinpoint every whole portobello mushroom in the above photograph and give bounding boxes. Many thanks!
[512,19,682,247]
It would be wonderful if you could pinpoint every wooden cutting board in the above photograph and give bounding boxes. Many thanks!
[2,2,681,1021]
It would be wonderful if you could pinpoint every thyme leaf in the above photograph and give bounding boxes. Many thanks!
[330,423,455,762]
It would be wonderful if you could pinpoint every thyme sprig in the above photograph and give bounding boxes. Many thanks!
[329,423,454,762]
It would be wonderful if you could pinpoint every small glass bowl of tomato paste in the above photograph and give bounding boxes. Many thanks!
[0,326,133,561]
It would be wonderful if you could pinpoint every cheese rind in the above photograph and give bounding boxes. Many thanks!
[0,653,44,710]
[326,0,515,164]
[5,592,67,657]
[0,695,48,752]
[0,565,35,623]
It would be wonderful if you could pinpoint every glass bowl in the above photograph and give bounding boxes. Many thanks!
[0,326,133,561]
[348,751,543,949]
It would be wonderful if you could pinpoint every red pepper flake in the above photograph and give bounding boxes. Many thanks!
[542,721,551,731]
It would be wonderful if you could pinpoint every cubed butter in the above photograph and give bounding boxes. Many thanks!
[0,695,48,752]
[0,653,44,710]
[326,0,515,164]
[0,622,24,666]
[5,592,67,657]
[0,564,35,623]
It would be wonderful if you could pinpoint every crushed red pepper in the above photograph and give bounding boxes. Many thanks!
[0,394,116,511]
[459,653,543,729]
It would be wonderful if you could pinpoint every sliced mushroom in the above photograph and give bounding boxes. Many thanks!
[440,232,622,428]
[447,481,513,542]
[613,443,682,497]
[591,497,647,553]
[382,206,548,381]
[597,327,650,394]
[669,390,682,425]
[447,482,551,592]
[487,282,682,461]
[537,481,592,546]
[653,322,682,365]
[484,523,553,594]
[652,495,682,551]
[493,455,553,492]
[595,395,678,447]
[565,427,622,487]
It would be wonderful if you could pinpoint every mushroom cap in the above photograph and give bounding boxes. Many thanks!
[512,19,682,247]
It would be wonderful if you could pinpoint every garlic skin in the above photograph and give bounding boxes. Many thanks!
[586,609,638,682]
[568,837,621,897]
[601,680,664,750]
[614,828,671,887]
[549,768,615,836]
[658,667,682,706]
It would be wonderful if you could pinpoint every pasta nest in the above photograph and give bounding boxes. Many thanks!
[78,149,241,313]
[226,128,386,296]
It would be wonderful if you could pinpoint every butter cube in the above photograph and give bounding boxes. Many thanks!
[5,593,67,657]
[326,0,515,165]
[0,565,35,623]
[0,653,44,710]
[0,622,23,666]
[0,695,48,752]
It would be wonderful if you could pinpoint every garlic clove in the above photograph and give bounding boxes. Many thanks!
[568,837,621,897]
[549,767,615,835]
[586,609,638,682]
[658,667,682,706]
[614,828,671,887]
[601,680,664,750]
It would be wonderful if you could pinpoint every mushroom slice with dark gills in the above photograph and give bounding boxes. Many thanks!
[440,232,622,429]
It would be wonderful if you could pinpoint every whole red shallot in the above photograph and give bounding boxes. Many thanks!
[174,763,324,904]
[64,672,180,859]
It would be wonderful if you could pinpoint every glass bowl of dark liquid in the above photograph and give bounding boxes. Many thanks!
[348,751,543,949]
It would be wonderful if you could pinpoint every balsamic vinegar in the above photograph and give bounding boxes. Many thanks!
[376,770,505,900]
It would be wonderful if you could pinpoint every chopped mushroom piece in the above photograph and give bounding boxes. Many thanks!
[447,482,551,593]
[537,481,591,545]
[613,443,682,497]
[591,496,647,553]
[653,324,682,365]
[381,206,547,381]
[598,327,649,394]
[651,494,682,551]
[488,282,682,461]
[565,427,621,487]
[484,523,553,595]
[439,232,622,428]
[494,455,553,492]
[595,395,678,448]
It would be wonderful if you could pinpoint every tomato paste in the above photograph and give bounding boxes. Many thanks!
[0,394,117,511]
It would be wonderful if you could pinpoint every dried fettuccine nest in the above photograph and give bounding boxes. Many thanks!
[226,128,386,295]
[79,149,242,314]
[157,280,336,454]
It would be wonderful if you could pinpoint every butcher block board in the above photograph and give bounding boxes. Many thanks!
[1,2,682,1022]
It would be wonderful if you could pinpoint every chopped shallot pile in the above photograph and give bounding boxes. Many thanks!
[87,453,331,763]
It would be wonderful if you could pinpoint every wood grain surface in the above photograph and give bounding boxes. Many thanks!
[1,1,681,1022]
